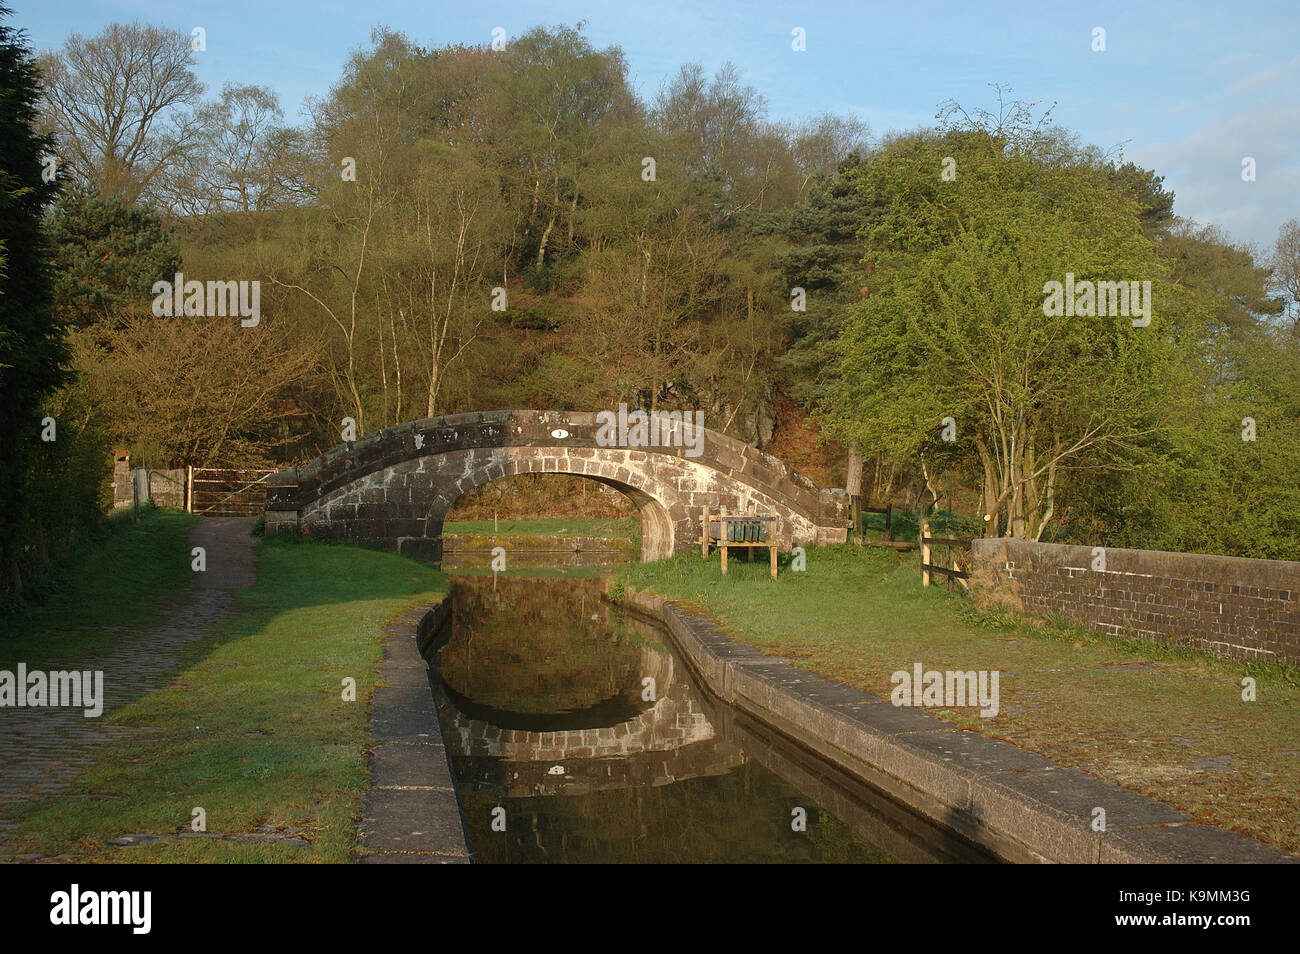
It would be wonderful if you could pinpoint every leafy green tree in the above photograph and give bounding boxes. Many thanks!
[1108,161,1175,238]
[1158,220,1282,337]
[822,126,1187,540]
[496,24,638,281]
[765,151,875,407]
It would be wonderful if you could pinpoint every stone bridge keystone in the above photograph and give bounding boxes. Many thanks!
[264,410,850,564]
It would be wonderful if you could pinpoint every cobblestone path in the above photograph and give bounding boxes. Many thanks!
[0,517,256,860]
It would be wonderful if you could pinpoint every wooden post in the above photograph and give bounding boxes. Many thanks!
[845,444,862,542]
[885,504,892,541]
[186,465,193,514]
[769,543,777,580]
[921,520,931,587]
[720,506,728,575]
[701,510,708,558]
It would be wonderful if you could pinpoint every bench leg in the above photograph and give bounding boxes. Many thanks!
[721,543,728,575]
[770,545,777,580]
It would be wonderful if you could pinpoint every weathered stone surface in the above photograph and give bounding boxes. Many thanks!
[266,410,850,564]
[370,742,456,791]
[973,537,1300,667]
[359,598,472,864]
[358,788,469,856]
[1101,823,1300,864]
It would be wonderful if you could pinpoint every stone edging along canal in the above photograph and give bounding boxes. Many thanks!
[614,585,1297,865]
[355,599,473,864]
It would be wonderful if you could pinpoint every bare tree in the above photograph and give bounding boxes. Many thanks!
[790,112,871,196]
[38,20,203,203]
[157,83,308,215]
[1271,217,1300,337]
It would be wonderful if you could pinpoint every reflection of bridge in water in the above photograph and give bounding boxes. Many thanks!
[438,642,746,798]
[426,575,993,862]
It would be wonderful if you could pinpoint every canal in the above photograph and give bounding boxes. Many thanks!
[423,568,993,863]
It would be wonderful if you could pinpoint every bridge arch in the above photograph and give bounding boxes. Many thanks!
[265,410,850,564]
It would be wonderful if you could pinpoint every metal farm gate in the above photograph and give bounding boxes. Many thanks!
[186,467,276,517]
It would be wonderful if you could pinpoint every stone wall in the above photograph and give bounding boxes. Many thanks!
[146,468,186,509]
[112,465,187,510]
[972,538,1300,668]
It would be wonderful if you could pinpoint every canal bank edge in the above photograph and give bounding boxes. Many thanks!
[614,585,1297,865]
[355,599,473,864]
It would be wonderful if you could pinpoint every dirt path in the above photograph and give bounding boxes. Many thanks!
[0,517,256,860]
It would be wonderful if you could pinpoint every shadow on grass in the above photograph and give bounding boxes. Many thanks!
[1,526,451,863]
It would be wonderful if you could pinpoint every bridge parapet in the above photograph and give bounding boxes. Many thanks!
[266,410,849,562]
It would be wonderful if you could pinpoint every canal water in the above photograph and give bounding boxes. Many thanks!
[424,569,991,864]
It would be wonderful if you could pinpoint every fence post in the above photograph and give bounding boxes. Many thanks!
[186,465,193,514]
[720,506,728,575]
[921,519,931,587]
[885,504,892,541]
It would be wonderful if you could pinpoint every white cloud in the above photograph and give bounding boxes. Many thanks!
[1130,55,1300,251]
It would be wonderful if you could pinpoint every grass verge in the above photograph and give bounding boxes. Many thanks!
[0,507,197,669]
[619,544,1300,855]
[2,531,448,863]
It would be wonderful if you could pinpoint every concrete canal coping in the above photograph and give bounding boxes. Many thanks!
[355,598,473,864]
[613,585,1297,864]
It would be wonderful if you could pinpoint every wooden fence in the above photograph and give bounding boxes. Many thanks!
[920,520,972,592]
[861,502,893,540]
[852,499,917,551]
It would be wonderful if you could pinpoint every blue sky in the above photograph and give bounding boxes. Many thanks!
[11,0,1300,251]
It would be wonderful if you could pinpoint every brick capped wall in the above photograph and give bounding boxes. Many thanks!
[972,538,1300,668]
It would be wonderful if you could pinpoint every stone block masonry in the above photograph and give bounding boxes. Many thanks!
[972,538,1300,668]
[266,410,852,565]
[111,466,186,510]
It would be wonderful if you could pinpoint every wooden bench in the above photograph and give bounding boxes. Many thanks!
[700,506,778,579]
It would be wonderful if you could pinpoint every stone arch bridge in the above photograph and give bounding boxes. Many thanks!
[265,410,850,564]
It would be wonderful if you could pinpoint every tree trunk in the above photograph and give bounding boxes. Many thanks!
[845,444,863,497]
[536,215,555,269]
